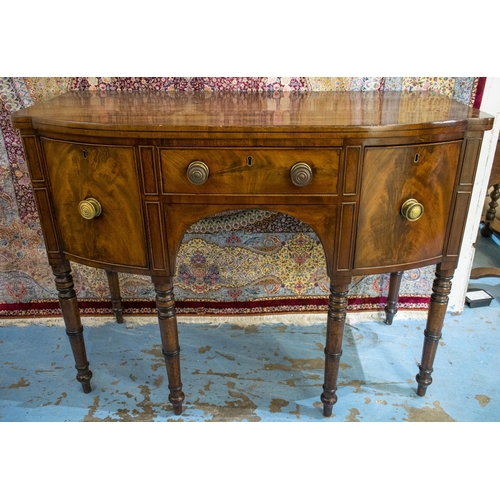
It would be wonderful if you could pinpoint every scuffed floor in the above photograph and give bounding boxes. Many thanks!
[1,277,499,422]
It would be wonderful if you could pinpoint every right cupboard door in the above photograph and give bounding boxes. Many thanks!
[354,141,462,271]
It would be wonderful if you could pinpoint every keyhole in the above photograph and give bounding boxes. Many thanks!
[247,156,253,166]
[414,153,419,163]
[82,150,88,159]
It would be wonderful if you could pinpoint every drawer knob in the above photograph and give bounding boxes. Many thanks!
[290,162,313,187]
[401,199,424,221]
[187,161,210,185]
[78,198,102,220]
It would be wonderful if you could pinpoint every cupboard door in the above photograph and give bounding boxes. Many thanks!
[42,139,148,269]
[354,141,462,270]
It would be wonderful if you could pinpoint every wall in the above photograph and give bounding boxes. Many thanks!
[449,77,500,312]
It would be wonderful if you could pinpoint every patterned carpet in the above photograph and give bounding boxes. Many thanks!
[0,77,486,317]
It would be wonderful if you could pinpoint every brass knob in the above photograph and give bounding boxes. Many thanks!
[401,199,424,221]
[187,161,209,185]
[78,198,102,220]
[290,162,313,187]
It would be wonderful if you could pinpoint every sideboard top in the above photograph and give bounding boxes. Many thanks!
[12,90,494,134]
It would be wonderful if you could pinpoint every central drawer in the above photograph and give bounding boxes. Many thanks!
[159,149,341,195]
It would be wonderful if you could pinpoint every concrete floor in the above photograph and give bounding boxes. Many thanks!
[1,229,499,422]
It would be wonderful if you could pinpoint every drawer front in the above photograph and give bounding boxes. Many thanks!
[159,149,340,195]
[354,141,462,270]
[42,139,148,268]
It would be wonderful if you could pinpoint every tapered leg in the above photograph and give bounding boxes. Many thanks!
[53,261,92,393]
[416,265,453,396]
[321,277,351,417]
[152,276,185,415]
[105,270,124,323]
[384,271,403,325]
[480,183,499,237]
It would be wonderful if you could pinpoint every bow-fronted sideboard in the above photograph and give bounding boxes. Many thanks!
[12,91,493,416]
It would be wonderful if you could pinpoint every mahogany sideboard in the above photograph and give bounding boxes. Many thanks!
[11,90,493,417]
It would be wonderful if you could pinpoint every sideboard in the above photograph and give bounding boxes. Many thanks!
[11,90,493,417]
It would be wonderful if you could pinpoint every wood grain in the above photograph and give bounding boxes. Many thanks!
[354,141,462,270]
[160,148,340,195]
[42,138,148,269]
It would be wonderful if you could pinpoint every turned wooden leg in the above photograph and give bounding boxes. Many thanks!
[152,276,185,415]
[385,271,403,325]
[416,265,453,396]
[480,183,499,237]
[321,277,351,417]
[53,261,92,393]
[105,270,124,323]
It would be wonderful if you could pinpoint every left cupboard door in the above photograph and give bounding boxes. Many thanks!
[42,139,148,270]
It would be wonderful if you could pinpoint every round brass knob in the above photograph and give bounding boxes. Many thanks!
[401,199,424,221]
[78,198,102,220]
[290,162,313,187]
[187,161,209,185]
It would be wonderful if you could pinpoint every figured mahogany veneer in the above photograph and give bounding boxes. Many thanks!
[160,149,341,195]
[12,91,493,417]
[42,139,148,269]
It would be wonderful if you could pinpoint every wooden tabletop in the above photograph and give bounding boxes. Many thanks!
[12,90,493,134]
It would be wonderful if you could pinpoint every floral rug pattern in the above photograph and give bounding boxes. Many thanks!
[0,77,486,317]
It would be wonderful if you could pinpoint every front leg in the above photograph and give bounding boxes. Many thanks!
[152,276,185,415]
[53,260,92,393]
[416,264,453,396]
[321,276,351,417]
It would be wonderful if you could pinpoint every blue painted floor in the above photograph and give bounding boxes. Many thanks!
[0,293,499,422]
[1,229,499,422]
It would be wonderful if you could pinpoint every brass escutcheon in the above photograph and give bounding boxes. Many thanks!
[401,199,424,221]
[78,198,102,220]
